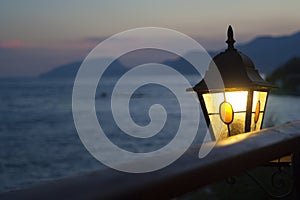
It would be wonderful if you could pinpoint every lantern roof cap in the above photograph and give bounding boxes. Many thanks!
[226,25,235,50]
[193,25,275,93]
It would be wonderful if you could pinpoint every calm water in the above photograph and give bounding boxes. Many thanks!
[0,76,299,192]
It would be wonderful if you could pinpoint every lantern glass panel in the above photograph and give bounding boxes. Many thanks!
[208,115,228,140]
[228,112,246,135]
[203,91,248,114]
[252,91,267,112]
[203,93,224,114]
[250,91,268,131]
[202,91,249,139]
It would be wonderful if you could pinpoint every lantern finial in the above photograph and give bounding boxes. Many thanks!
[226,25,236,50]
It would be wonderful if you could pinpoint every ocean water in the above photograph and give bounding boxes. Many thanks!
[0,76,299,192]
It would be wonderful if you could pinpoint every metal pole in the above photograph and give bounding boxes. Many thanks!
[292,152,300,199]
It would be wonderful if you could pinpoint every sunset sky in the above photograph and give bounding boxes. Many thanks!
[1,0,300,77]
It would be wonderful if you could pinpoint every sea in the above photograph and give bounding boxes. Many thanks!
[0,75,299,192]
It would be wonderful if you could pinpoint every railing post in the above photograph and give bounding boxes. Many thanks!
[292,152,300,198]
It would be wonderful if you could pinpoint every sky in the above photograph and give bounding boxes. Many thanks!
[1,0,300,77]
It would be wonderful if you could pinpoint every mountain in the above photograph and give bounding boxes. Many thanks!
[40,31,300,78]
[39,59,128,78]
[39,49,199,78]
[39,61,81,78]
[266,57,300,95]
[234,31,300,74]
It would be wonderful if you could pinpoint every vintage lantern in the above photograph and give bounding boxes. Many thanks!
[192,25,275,140]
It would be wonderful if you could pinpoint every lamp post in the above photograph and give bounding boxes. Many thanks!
[192,25,275,140]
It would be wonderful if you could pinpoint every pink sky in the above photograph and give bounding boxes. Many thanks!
[1,0,300,77]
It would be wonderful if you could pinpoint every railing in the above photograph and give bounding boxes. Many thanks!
[1,121,300,200]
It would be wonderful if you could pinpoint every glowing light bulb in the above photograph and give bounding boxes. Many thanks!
[225,91,248,112]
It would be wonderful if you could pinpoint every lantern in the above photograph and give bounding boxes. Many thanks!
[192,26,275,140]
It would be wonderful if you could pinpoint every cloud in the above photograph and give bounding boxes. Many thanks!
[0,40,27,48]
[0,35,222,77]
[39,37,109,52]
[83,37,108,45]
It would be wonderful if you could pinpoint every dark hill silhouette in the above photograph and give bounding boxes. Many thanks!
[266,57,300,95]
[39,59,128,78]
[39,61,81,78]
[236,31,300,74]
[39,49,199,78]
[40,30,300,78]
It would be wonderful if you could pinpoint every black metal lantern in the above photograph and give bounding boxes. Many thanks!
[192,25,275,140]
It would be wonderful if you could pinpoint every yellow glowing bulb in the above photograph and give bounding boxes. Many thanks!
[225,91,248,112]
